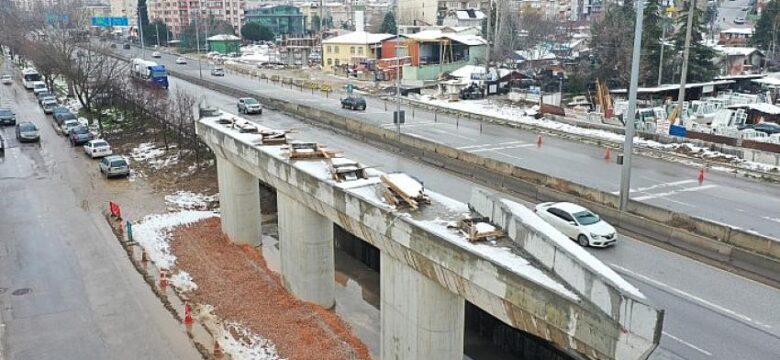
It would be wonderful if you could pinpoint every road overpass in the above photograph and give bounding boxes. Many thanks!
[197,112,663,359]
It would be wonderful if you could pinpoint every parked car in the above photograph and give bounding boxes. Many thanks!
[32,82,48,95]
[39,96,56,107]
[175,57,187,64]
[15,121,40,142]
[151,51,161,58]
[0,108,16,126]
[51,106,70,117]
[123,43,131,50]
[237,97,263,114]
[36,91,53,104]
[533,202,617,247]
[41,99,58,114]
[1,74,12,85]
[98,155,130,178]
[210,67,225,76]
[60,119,80,135]
[340,95,366,110]
[83,139,112,158]
[69,125,94,146]
[734,17,746,24]
[54,111,76,126]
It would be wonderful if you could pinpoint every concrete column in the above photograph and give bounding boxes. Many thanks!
[381,252,465,360]
[216,155,261,246]
[278,192,335,308]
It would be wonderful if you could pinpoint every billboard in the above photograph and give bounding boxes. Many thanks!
[91,17,129,27]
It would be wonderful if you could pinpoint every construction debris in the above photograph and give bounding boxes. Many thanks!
[380,173,430,209]
[328,157,368,182]
[256,129,292,145]
[285,142,338,160]
[215,116,258,133]
[449,217,505,242]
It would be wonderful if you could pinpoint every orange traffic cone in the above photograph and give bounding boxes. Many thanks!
[536,135,543,147]
[697,167,705,184]
[604,148,611,161]
[159,269,168,288]
[213,340,224,358]
[184,302,194,325]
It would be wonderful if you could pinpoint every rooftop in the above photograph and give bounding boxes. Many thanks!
[322,31,394,45]
[207,34,240,41]
[715,46,763,57]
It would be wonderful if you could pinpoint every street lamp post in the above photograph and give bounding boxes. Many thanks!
[618,0,646,212]
[193,7,203,79]
[155,22,160,46]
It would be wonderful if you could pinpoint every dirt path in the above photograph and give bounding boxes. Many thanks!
[170,218,372,360]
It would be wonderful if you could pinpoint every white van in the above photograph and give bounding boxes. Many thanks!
[32,81,48,95]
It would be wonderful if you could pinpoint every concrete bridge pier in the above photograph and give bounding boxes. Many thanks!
[278,191,336,308]
[381,253,465,360]
[215,155,262,246]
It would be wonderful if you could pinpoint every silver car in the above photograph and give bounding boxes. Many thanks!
[98,155,130,178]
[15,121,40,142]
[42,99,58,114]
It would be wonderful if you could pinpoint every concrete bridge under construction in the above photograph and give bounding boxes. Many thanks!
[196,112,664,360]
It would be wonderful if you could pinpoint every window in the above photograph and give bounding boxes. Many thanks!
[358,47,363,55]
[334,46,339,53]
[350,46,355,54]
[327,58,332,65]
[335,59,340,66]
[547,208,573,222]
[327,46,331,53]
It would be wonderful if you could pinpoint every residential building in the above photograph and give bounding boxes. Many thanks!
[8,0,62,12]
[441,9,484,27]
[207,34,240,54]
[110,0,136,24]
[244,5,306,35]
[148,0,244,37]
[85,2,112,17]
[716,46,765,76]
[437,0,488,24]
[719,28,753,46]
[399,0,438,25]
[321,31,394,71]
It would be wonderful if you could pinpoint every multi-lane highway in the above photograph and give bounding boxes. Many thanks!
[0,59,200,359]
[160,60,780,360]
[130,47,780,241]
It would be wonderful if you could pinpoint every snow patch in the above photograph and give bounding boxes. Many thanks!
[132,211,217,269]
[130,142,180,170]
[219,321,281,360]
[165,191,218,210]
[169,271,198,292]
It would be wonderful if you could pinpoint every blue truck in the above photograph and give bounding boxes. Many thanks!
[130,58,169,89]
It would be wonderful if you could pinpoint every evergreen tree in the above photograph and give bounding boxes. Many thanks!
[590,4,635,87]
[673,3,719,82]
[142,20,170,46]
[241,22,274,42]
[750,0,780,59]
[137,0,149,27]
[310,14,321,33]
[379,12,396,34]
[639,0,668,86]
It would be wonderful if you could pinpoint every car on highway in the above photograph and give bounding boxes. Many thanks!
[83,139,112,158]
[98,155,130,178]
[123,43,131,50]
[1,74,12,84]
[237,97,263,114]
[54,111,77,126]
[15,121,40,142]
[32,82,48,95]
[734,16,746,24]
[0,108,16,126]
[151,51,161,58]
[340,95,366,111]
[175,57,187,64]
[743,122,780,135]
[210,67,225,76]
[60,119,80,135]
[41,99,58,114]
[534,202,617,247]
[68,125,94,146]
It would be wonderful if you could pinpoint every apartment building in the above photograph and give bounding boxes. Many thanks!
[149,0,244,37]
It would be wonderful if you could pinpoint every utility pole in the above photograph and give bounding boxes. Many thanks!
[618,0,646,212]
[658,26,665,87]
[395,12,401,134]
[676,0,697,125]
[138,7,145,56]
[194,7,203,79]
[155,22,160,46]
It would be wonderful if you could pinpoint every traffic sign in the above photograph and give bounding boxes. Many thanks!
[91,17,129,27]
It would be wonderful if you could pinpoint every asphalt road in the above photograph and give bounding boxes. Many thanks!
[716,0,754,30]
[167,75,780,360]
[0,61,200,359]
[127,48,780,240]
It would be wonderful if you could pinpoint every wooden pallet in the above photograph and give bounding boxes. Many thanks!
[380,173,430,209]
[286,142,339,159]
[456,217,505,242]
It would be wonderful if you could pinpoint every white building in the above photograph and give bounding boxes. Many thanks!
[441,9,484,27]
[398,0,438,25]
[148,0,244,37]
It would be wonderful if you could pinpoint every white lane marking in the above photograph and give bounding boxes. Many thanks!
[457,140,526,150]
[406,132,438,143]
[490,151,525,161]
[762,216,780,224]
[610,180,697,194]
[663,332,712,357]
[632,184,718,201]
[471,144,536,152]
[611,264,773,331]
[431,128,472,140]
[381,122,439,129]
